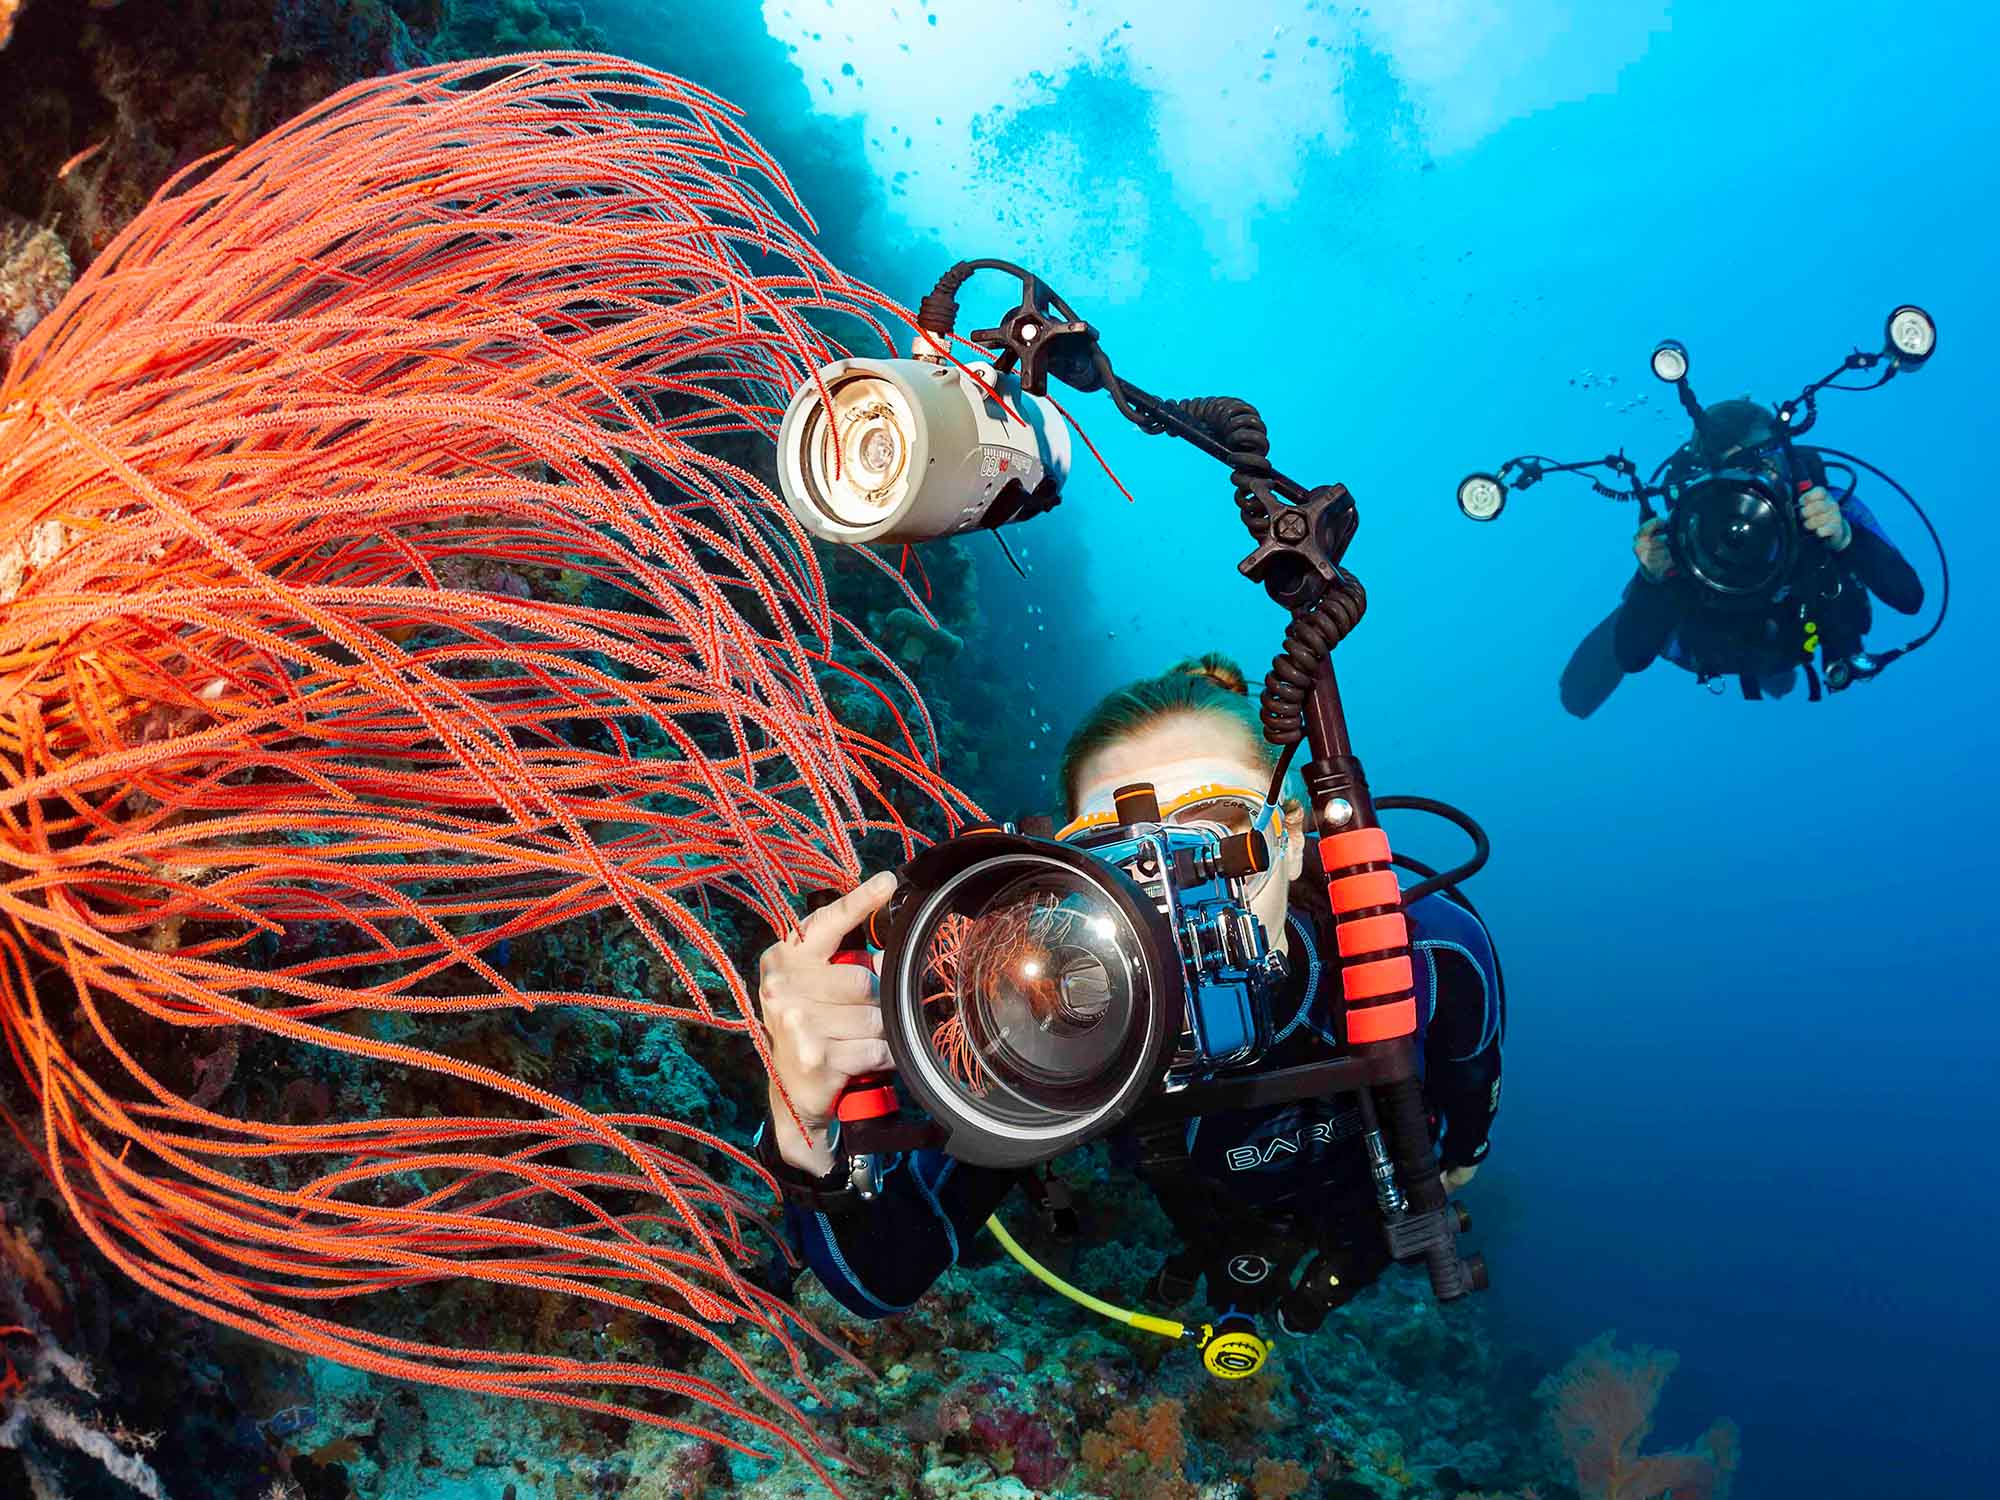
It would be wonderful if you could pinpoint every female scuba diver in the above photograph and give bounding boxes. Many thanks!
[753,654,1503,1339]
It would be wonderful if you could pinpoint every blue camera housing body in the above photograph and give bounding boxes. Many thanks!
[1068,822,1286,1080]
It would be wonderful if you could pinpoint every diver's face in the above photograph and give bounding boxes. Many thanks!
[1069,712,1307,954]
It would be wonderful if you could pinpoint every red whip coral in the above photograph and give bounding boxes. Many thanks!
[0,53,974,1489]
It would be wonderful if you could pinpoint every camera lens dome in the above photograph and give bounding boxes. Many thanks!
[1667,471,1799,606]
[881,843,1176,1167]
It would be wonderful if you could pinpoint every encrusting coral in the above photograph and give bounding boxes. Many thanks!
[1080,1396,1198,1500]
[0,212,71,371]
[881,605,967,667]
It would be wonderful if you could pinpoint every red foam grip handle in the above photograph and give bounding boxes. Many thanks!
[1347,998,1418,1044]
[1320,828,1417,1045]
[1342,954,1413,1002]
[1321,826,1392,871]
[1336,912,1408,958]
[1329,869,1402,913]
[837,1080,898,1122]
[830,947,895,1123]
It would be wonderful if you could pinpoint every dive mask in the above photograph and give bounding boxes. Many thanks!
[1060,756,1293,904]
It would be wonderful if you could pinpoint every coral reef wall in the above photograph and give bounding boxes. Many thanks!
[0,1,439,265]
[0,210,71,368]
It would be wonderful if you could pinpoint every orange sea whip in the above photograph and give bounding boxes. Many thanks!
[0,53,982,1486]
[919,900,1085,1095]
[920,911,982,1092]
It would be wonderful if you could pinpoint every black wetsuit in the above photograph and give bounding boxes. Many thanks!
[773,890,1503,1325]
[1614,497,1925,683]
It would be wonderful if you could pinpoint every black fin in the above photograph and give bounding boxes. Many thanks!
[1559,604,1626,720]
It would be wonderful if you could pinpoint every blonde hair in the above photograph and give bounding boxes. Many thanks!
[1056,651,1286,816]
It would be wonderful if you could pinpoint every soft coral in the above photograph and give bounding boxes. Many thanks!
[1080,1397,1199,1500]
[1538,1334,1738,1500]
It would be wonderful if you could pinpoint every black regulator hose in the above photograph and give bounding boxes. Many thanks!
[1807,445,1950,660]
[1376,796,1490,903]
[1392,852,1508,1050]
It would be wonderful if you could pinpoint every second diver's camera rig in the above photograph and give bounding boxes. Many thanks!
[779,260,1491,1313]
[1455,308,1948,696]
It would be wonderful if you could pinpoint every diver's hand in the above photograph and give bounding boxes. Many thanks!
[1633,517,1672,582]
[1800,486,1853,551]
[757,870,897,1174]
[1443,1164,1480,1194]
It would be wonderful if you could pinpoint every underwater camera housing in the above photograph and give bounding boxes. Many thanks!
[861,788,1289,1169]
[1657,456,1810,609]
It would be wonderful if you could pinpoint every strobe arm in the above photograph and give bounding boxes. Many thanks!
[1461,453,1661,523]
[915,261,1324,503]
[1302,667,1486,1303]
[1774,352,1898,437]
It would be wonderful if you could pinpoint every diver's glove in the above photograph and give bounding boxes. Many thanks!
[1442,1164,1479,1193]
[1633,517,1673,582]
[1800,485,1853,551]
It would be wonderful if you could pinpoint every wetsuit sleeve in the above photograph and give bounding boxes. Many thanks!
[781,1151,1017,1318]
[1416,913,1504,1171]
[1612,572,1680,673]
[1842,524,1924,614]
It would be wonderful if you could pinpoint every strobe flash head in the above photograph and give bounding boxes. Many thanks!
[1456,472,1507,522]
[776,357,1072,545]
[1885,305,1937,369]
[1650,339,1691,385]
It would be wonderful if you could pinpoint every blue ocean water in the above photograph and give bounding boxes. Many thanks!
[592,3,1998,1496]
